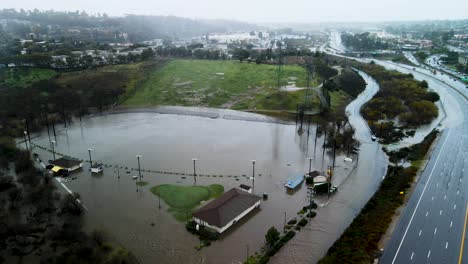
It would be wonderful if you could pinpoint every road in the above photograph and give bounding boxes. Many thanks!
[329,32,468,264]
[379,63,468,264]
[425,54,467,80]
[270,68,388,264]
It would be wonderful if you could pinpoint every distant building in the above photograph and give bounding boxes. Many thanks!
[192,188,261,233]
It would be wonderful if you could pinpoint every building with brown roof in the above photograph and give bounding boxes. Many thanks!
[192,188,261,233]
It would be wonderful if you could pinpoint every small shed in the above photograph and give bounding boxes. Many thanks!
[90,163,104,173]
[49,157,82,172]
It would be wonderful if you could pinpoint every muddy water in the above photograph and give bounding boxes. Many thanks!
[269,71,388,264]
[30,108,359,264]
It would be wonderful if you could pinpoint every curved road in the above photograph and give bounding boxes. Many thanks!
[270,69,388,264]
[328,32,468,264]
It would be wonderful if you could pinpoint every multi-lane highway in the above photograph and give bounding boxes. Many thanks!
[329,32,468,264]
[379,63,468,264]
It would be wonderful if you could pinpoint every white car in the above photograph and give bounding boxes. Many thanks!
[371,135,377,141]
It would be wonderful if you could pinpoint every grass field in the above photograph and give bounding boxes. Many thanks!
[150,184,224,221]
[0,67,58,88]
[56,60,167,102]
[124,59,313,110]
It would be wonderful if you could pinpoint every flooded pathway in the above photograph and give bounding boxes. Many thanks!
[269,71,388,264]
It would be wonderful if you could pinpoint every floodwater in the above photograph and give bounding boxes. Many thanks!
[29,107,359,264]
[269,70,388,264]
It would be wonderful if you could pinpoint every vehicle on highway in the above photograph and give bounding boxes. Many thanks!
[371,135,377,141]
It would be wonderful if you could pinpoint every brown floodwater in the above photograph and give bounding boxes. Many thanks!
[29,108,360,264]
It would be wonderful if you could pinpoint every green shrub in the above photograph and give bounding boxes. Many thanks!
[298,218,308,227]
[307,211,317,218]
[287,219,297,225]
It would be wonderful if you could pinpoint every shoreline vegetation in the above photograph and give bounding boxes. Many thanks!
[327,55,439,144]
[319,130,439,263]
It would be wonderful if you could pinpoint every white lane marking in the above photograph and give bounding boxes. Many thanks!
[427,250,431,259]
[444,194,447,200]
[419,230,422,236]
[455,204,457,210]
[440,210,443,215]
[446,241,449,249]
[434,227,438,235]
[426,211,429,217]
[55,178,89,211]
[451,221,453,228]
[391,129,452,264]
[432,196,435,201]
[458,190,461,195]
[437,183,439,187]
[410,252,414,260]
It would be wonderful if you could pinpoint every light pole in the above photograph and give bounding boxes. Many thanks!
[192,158,198,185]
[88,148,93,166]
[134,176,138,192]
[136,155,142,181]
[307,157,313,174]
[51,140,56,161]
[283,211,287,231]
[309,189,315,218]
[23,131,29,151]
[251,160,256,193]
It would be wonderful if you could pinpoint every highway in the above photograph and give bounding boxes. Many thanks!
[329,32,468,264]
[379,62,468,264]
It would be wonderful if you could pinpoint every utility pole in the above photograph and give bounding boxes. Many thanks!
[251,160,256,193]
[88,148,93,166]
[51,140,56,161]
[23,131,29,151]
[192,158,198,186]
[136,155,142,182]
[307,157,313,174]
[332,140,337,169]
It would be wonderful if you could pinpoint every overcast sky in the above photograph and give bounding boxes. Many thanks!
[2,0,467,23]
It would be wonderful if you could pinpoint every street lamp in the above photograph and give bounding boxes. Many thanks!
[88,148,93,166]
[23,131,29,151]
[251,160,256,192]
[307,157,313,174]
[136,155,142,181]
[192,158,198,185]
[51,140,56,161]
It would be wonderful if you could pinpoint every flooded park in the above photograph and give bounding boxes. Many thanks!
[25,109,356,263]
[23,71,391,264]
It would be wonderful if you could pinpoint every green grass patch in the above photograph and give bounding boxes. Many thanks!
[0,67,58,88]
[150,184,224,221]
[56,60,167,103]
[233,89,320,111]
[124,59,309,108]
